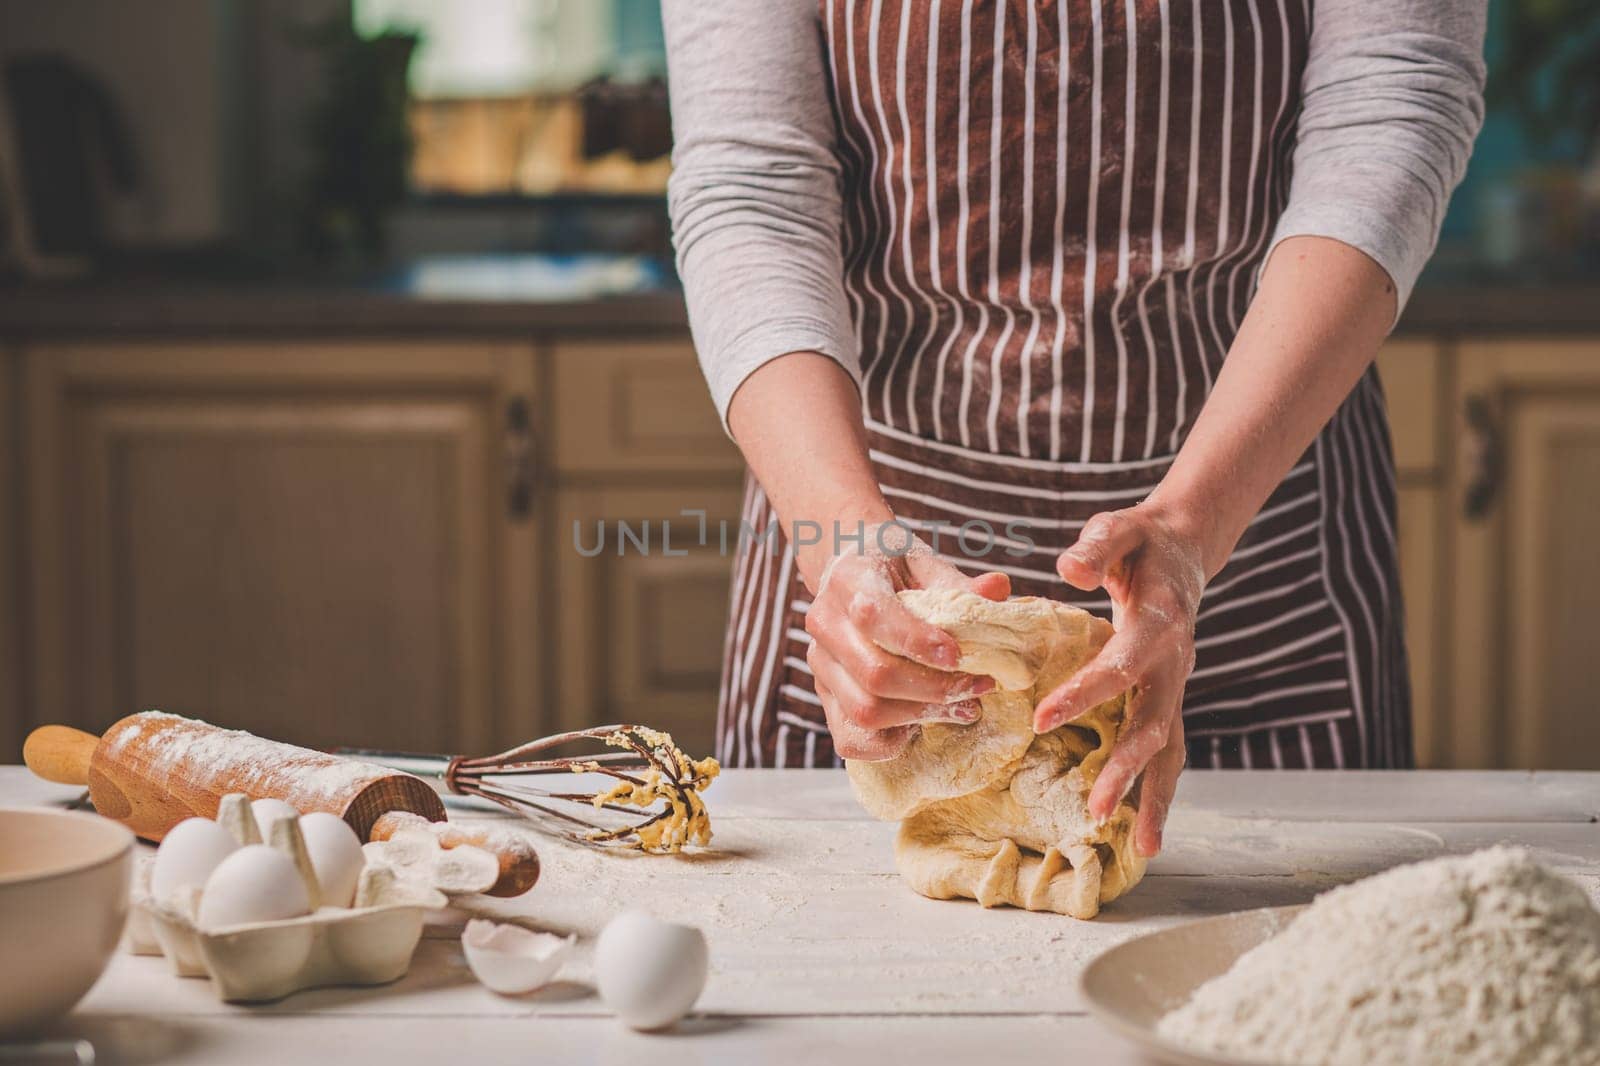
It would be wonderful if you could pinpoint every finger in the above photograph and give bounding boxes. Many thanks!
[912,558,1013,603]
[807,570,957,670]
[1087,669,1180,823]
[1134,715,1186,857]
[843,584,962,669]
[810,642,979,731]
[814,675,914,762]
[969,571,1012,601]
[1058,511,1144,591]
[821,621,995,704]
[1034,623,1157,732]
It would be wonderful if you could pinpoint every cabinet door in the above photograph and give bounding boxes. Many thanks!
[1376,341,1445,767]
[1450,340,1600,770]
[23,341,538,755]
[0,346,19,760]
[555,486,744,759]
[1396,484,1442,766]
[551,339,741,476]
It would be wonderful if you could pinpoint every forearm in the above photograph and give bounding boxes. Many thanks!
[727,352,892,591]
[1145,235,1396,579]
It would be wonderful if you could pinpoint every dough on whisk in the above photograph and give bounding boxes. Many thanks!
[846,589,1145,919]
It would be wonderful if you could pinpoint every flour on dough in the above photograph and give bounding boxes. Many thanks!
[846,589,1146,919]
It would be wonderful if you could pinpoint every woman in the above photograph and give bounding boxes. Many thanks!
[663,0,1484,856]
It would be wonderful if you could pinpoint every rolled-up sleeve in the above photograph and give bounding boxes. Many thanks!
[1268,0,1487,320]
[663,0,859,429]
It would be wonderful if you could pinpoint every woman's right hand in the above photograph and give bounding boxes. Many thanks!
[804,524,1012,761]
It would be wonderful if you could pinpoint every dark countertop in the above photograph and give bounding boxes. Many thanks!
[0,278,693,340]
[2,275,1600,340]
[1398,281,1600,336]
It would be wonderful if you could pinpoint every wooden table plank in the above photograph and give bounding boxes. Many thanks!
[34,1012,1160,1066]
[448,812,1600,881]
[3,765,1597,1062]
[619,767,1600,823]
[6,767,1596,824]
[79,872,1326,1020]
[1166,769,1600,823]
[1156,811,1600,878]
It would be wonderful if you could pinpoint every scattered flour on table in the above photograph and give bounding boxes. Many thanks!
[458,813,1124,1013]
[1158,846,1600,1066]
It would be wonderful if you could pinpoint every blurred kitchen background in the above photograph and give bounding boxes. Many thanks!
[0,0,1595,771]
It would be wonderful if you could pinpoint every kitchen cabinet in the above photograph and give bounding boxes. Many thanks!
[9,335,743,764]
[1397,484,1444,765]
[20,341,539,755]
[1376,341,1446,768]
[1341,337,1600,772]
[555,486,744,758]
[551,339,743,478]
[3,325,1597,771]
[0,345,20,760]
[1447,340,1600,771]
[550,338,744,757]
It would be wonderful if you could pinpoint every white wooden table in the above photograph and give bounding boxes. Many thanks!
[5,766,1597,1065]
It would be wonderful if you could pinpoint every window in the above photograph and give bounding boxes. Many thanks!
[353,0,668,196]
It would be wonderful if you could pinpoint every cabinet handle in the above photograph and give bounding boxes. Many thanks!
[505,396,536,521]
[1461,393,1502,522]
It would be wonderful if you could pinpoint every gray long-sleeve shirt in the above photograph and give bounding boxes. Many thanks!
[664,0,1486,428]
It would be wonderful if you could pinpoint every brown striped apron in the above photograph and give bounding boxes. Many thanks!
[717,0,1411,771]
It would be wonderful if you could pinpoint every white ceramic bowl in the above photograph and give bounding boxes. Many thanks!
[0,808,134,1035]
[1079,905,1305,1065]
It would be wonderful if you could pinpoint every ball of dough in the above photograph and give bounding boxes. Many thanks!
[846,590,1145,919]
[847,589,1116,820]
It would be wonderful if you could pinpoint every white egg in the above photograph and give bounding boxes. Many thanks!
[151,817,239,901]
[196,844,311,929]
[594,910,708,1030]
[251,797,301,832]
[297,811,364,908]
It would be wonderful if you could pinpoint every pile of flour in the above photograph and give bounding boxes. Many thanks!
[1158,847,1600,1066]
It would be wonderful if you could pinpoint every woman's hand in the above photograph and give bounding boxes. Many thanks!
[806,524,1012,762]
[1035,504,1206,858]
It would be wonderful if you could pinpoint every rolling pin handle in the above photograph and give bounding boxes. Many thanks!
[22,725,100,786]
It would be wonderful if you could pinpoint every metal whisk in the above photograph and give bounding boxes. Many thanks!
[342,725,720,853]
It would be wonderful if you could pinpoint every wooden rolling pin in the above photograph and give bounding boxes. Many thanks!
[24,711,538,897]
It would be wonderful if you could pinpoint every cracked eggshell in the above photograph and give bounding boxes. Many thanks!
[595,911,709,1030]
[362,828,499,896]
[461,920,575,995]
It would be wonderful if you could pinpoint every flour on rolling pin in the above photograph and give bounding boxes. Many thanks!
[110,713,382,804]
[91,711,446,842]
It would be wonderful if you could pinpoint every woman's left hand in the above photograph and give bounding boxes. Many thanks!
[1034,504,1207,858]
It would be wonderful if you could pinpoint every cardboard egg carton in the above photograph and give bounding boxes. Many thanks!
[131,794,457,1003]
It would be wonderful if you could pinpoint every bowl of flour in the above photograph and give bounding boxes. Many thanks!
[1081,846,1600,1066]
